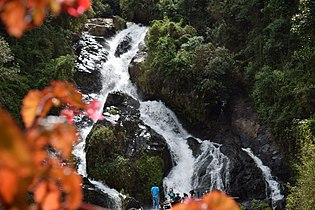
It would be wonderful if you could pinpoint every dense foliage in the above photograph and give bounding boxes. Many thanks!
[0,6,93,123]
[86,123,165,203]
[286,119,315,210]
[135,18,239,129]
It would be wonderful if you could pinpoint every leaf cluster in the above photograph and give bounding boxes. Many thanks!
[137,18,238,128]
[0,81,98,209]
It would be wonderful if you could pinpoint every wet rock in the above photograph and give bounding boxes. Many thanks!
[82,178,116,209]
[115,35,132,57]
[129,47,147,85]
[220,144,267,202]
[230,97,290,185]
[74,33,108,94]
[186,137,202,157]
[85,17,127,37]
[74,70,103,94]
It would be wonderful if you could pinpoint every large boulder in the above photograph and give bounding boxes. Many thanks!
[220,143,266,202]
[85,91,173,205]
[129,48,147,83]
[85,17,127,37]
[82,178,117,209]
[114,35,132,57]
[74,33,108,94]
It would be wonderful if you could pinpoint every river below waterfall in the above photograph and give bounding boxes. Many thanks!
[73,22,284,210]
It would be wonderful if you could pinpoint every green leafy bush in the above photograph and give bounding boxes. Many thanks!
[135,18,238,129]
[252,199,272,210]
[286,119,315,210]
[120,0,160,23]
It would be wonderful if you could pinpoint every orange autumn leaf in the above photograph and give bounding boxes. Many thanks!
[27,0,49,26]
[50,124,77,158]
[63,172,83,209]
[41,182,61,210]
[0,110,35,208]
[34,181,48,203]
[203,190,240,210]
[173,199,208,210]
[0,110,33,171]
[51,81,86,109]
[0,168,18,203]
[21,90,53,128]
[0,0,27,37]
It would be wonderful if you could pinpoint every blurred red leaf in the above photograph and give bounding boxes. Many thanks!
[203,190,240,210]
[51,81,86,109]
[41,182,61,210]
[62,0,91,17]
[21,90,53,128]
[0,0,27,37]
[50,124,77,158]
[86,100,103,122]
[0,168,17,203]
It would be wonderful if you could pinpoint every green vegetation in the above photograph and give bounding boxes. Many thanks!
[252,200,272,210]
[134,18,238,129]
[0,36,29,121]
[119,0,160,23]
[135,154,164,200]
[86,124,164,203]
[286,119,315,210]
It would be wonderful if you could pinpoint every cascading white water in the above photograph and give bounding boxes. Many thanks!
[192,141,230,193]
[139,101,195,194]
[73,21,283,210]
[139,101,230,196]
[73,23,148,209]
[242,148,283,209]
[74,22,231,205]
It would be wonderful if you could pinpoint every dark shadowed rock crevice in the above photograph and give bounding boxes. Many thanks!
[82,178,116,209]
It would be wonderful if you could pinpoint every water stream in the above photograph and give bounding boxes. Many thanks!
[73,22,283,209]
[242,148,284,209]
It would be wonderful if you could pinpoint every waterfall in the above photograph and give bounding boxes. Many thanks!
[139,101,194,194]
[73,23,148,209]
[73,22,230,206]
[139,102,230,196]
[73,21,282,210]
[192,141,230,194]
[242,148,283,209]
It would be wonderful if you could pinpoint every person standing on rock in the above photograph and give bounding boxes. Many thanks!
[151,182,160,209]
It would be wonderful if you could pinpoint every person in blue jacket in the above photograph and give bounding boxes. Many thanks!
[151,182,160,209]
